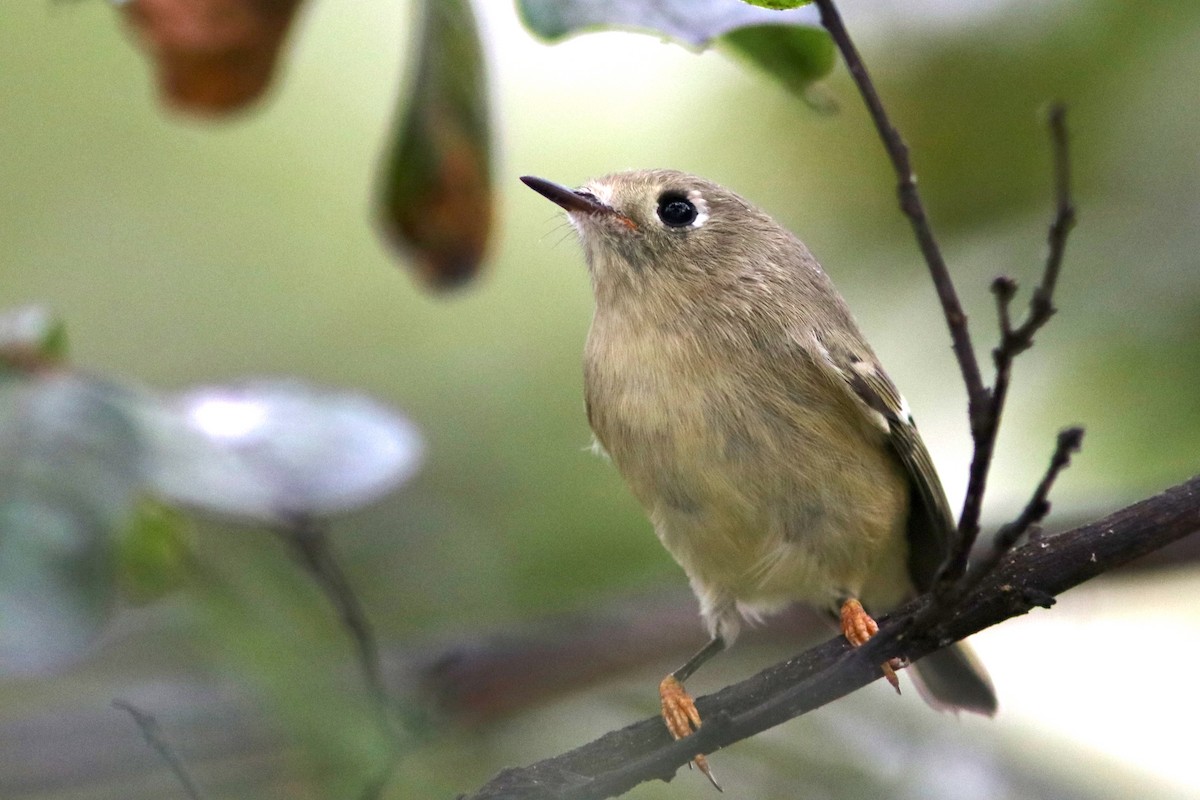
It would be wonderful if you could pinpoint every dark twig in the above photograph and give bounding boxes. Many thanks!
[1025,103,1076,337]
[988,107,1074,357]
[279,518,403,800]
[459,476,1200,800]
[814,0,1080,593]
[992,276,1019,341]
[965,426,1085,586]
[112,700,207,800]
[812,0,1005,567]
[938,103,1078,588]
[812,0,987,414]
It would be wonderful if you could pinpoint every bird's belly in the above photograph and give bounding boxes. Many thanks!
[587,350,908,617]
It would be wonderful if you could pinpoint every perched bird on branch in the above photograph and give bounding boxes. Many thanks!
[523,169,996,787]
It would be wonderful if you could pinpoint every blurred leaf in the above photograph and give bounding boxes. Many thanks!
[0,374,143,675]
[517,0,820,46]
[0,306,67,372]
[118,0,305,115]
[517,0,833,97]
[379,0,493,290]
[116,499,192,604]
[720,24,836,102]
[140,380,424,522]
[742,0,811,8]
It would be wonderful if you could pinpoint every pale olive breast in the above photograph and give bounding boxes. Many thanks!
[583,301,909,602]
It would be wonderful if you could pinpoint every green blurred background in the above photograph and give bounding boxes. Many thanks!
[2,0,1198,798]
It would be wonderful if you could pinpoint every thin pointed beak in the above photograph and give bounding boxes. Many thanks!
[520,175,611,216]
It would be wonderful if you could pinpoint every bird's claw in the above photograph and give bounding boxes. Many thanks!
[840,598,903,693]
[659,675,721,791]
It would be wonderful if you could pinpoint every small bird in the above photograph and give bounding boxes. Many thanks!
[521,169,996,786]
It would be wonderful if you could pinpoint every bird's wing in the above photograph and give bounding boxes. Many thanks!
[811,337,957,591]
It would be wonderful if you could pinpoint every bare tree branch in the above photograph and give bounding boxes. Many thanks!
[1025,102,1076,339]
[814,0,1080,599]
[458,476,1200,800]
[6,525,1197,799]
[965,427,1084,587]
[810,0,986,416]
[941,103,1080,586]
[814,0,1015,576]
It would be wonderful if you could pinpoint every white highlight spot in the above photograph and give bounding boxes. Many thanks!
[188,397,269,442]
[687,189,710,228]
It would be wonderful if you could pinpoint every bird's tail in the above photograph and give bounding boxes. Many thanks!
[910,640,997,716]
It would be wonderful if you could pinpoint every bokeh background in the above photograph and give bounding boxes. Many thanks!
[2,0,1199,798]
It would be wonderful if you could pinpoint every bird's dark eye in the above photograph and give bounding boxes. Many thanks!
[657,193,698,227]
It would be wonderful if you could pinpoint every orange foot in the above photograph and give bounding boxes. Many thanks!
[839,598,903,693]
[659,675,720,791]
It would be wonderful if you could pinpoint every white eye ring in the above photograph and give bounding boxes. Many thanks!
[687,190,710,228]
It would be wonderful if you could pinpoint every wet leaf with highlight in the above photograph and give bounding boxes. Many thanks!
[516,0,832,96]
[141,381,423,523]
[518,0,819,46]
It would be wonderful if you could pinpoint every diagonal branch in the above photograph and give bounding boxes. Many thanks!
[811,0,987,416]
[939,103,1079,588]
[459,476,1200,800]
[1022,102,1076,340]
[113,700,208,800]
[812,0,1005,568]
[814,0,1080,592]
[965,426,1084,586]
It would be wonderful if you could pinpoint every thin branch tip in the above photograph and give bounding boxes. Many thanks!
[991,275,1018,300]
[813,0,986,409]
[971,426,1087,582]
[1046,101,1068,128]
[113,699,206,800]
[1058,426,1085,453]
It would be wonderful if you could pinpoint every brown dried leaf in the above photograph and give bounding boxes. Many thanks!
[119,0,304,115]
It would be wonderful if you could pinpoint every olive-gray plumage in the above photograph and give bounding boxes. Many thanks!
[523,169,995,716]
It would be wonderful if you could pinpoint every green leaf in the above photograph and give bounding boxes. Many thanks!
[742,0,811,9]
[516,0,834,95]
[378,0,493,290]
[116,499,191,605]
[517,0,820,47]
[719,24,836,101]
[0,374,143,675]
